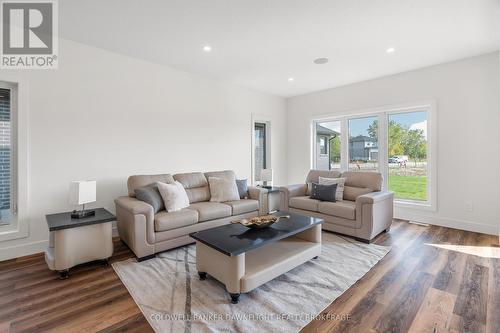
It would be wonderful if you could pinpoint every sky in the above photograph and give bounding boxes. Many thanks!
[319,111,427,137]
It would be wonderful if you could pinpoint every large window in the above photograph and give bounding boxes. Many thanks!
[254,122,267,182]
[348,116,379,171]
[388,111,428,201]
[0,84,15,226]
[313,103,434,207]
[315,121,341,170]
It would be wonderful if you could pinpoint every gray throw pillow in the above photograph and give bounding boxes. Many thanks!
[134,184,165,213]
[236,179,248,199]
[310,183,337,202]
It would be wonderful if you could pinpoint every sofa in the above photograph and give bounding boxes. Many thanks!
[280,170,394,243]
[114,170,265,260]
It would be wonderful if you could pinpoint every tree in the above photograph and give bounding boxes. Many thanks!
[388,121,405,156]
[402,129,427,165]
[368,120,378,138]
[329,135,341,164]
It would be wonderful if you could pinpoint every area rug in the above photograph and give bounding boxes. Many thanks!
[112,232,390,333]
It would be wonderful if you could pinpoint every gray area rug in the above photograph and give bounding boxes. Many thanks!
[113,232,390,333]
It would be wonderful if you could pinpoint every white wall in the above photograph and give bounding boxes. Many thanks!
[286,52,500,235]
[0,39,287,260]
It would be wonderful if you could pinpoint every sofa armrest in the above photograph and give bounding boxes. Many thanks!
[279,184,307,210]
[355,191,394,241]
[356,191,394,205]
[114,196,155,258]
[115,196,154,215]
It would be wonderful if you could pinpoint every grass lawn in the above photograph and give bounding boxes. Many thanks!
[388,175,427,201]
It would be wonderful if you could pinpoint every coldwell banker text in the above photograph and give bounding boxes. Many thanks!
[1,0,58,69]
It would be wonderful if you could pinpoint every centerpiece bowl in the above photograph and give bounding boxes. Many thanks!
[232,215,290,229]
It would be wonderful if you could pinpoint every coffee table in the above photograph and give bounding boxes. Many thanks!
[189,211,323,303]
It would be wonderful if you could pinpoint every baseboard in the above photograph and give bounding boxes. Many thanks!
[0,239,48,261]
[395,209,498,236]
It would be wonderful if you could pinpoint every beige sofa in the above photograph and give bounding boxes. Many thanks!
[115,170,265,260]
[280,170,394,243]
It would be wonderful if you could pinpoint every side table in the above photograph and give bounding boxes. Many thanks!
[45,208,115,279]
[261,187,282,214]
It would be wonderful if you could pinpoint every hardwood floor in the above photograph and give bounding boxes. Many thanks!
[0,220,498,333]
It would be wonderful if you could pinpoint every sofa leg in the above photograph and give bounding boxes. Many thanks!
[230,293,240,304]
[385,226,391,233]
[137,254,156,262]
[199,272,207,280]
[355,237,371,244]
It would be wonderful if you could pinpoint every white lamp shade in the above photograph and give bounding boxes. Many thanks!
[260,169,273,182]
[69,181,96,205]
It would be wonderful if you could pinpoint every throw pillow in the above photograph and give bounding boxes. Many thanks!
[310,183,338,202]
[235,179,248,199]
[157,181,190,212]
[319,176,346,201]
[208,177,240,202]
[134,184,165,213]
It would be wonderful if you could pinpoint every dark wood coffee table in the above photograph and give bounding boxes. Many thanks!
[189,211,323,303]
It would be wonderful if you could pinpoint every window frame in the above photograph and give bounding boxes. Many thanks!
[311,101,436,211]
[0,76,29,242]
[251,115,272,185]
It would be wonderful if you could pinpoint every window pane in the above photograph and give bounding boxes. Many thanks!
[254,123,266,181]
[348,116,378,171]
[315,121,341,170]
[388,111,428,201]
[0,88,11,225]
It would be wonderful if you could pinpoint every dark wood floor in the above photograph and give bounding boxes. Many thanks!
[0,220,498,333]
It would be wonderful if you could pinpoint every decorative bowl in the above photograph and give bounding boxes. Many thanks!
[232,215,290,229]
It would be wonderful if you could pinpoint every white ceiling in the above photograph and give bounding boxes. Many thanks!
[60,0,500,97]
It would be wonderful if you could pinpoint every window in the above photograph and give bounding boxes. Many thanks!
[348,116,379,171]
[388,111,428,201]
[315,121,341,170]
[0,84,15,226]
[312,103,434,208]
[254,122,267,182]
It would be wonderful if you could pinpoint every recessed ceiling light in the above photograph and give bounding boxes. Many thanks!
[386,47,395,54]
[203,45,212,52]
[313,57,329,65]
[288,77,294,82]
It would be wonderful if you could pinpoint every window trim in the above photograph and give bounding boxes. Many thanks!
[311,100,437,211]
[0,75,29,241]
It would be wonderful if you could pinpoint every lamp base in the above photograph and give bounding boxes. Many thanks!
[71,210,95,219]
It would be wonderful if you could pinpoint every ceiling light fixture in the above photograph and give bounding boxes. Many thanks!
[386,47,395,54]
[203,45,212,52]
[288,77,294,82]
[313,57,329,65]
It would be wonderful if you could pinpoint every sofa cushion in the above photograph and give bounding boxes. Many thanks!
[319,176,346,201]
[134,184,165,213]
[205,170,236,181]
[154,208,199,232]
[188,202,232,222]
[127,174,174,197]
[305,170,342,195]
[173,172,210,203]
[225,199,259,215]
[289,196,320,212]
[310,183,337,202]
[236,179,249,199]
[342,171,382,191]
[343,186,373,201]
[157,181,190,212]
[318,200,356,220]
[208,176,240,202]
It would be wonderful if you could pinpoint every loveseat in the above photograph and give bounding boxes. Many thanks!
[115,170,265,260]
[280,170,394,242]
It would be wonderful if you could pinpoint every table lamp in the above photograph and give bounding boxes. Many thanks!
[260,169,273,189]
[69,180,96,219]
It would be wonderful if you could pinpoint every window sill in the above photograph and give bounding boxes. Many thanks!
[0,216,28,242]
[394,199,436,212]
